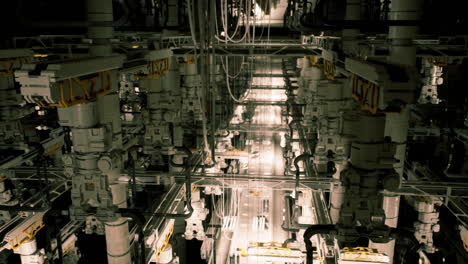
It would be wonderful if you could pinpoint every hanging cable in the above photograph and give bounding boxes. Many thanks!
[220,0,245,42]
[197,93,212,157]
[221,56,246,78]
[225,57,247,103]
[186,0,198,48]
[216,0,251,43]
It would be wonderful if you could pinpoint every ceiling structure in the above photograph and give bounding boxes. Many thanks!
[0,0,468,264]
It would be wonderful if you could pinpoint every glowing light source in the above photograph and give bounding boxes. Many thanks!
[244,89,287,102]
[251,77,285,86]
[252,106,282,125]
[259,149,275,164]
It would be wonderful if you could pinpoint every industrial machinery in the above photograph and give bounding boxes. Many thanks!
[0,0,467,263]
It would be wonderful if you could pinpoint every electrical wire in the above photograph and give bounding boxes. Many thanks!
[215,0,253,43]
[220,0,246,42]
[216,1,243,43]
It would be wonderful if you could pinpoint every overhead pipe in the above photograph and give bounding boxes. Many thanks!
[303,225,336,264]
[294,153,311,198]
[137,152,198,219]
[157,165,194,219]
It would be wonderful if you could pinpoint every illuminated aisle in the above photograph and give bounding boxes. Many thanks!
[226,57,295,263]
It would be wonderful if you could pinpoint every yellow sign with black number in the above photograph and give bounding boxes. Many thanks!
[351,74,380,114]
[323,60,347,80]
[324,60,336,80]
[136,58,170,79]
[340,247,389,263]
[147,58,170,78]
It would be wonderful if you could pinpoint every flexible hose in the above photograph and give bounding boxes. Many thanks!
[224,56,252,103]
[303,225,336,264]
[186,0,198,47]
[294,153,311,198]
[139,153,196,219]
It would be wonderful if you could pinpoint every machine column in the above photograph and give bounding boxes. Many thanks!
[369,0,421,261]
[87,0,131,262]
[99,95,131,264]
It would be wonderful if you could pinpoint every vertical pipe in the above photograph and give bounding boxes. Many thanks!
[104,218,131,264]
[87,0,114,56]
[209,0,217,164]
[386,0,420,67]
[342,0,361,55]
[105,157,131,264]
